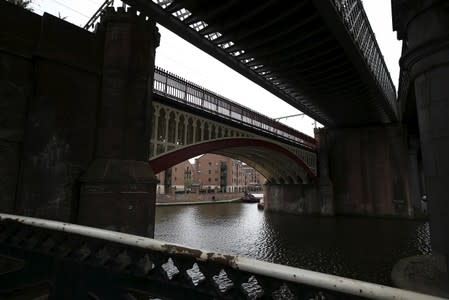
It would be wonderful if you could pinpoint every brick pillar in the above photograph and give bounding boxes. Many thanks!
[399,0,449,264]
[78,7,160,237]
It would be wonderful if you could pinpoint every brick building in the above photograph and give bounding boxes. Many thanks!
[156,160,194,194]
[156,154,265,194]
[241,164,265,191]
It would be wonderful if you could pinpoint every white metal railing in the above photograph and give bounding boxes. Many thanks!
[153,67,317,150]
[0,213,444,300]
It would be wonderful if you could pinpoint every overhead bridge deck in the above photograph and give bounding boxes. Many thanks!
[123,0,398,127]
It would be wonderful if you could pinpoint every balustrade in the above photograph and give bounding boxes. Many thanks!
[0,214,440,300]
[153,68,316,149]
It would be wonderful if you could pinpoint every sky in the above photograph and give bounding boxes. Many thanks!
[29,0,402,137]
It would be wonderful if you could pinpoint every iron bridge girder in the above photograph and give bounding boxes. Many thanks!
[123,0,398,127]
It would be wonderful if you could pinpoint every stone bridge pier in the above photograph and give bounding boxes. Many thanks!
[315,125,413,217]
[0,3,160,237]
[394,0,449,275]
[263,124,416,218]
[77,9,160,237]
[264,184,320,215]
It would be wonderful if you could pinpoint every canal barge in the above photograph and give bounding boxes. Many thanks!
[241,192,263,203]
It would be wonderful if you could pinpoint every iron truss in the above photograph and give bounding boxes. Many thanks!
[120,0,398,127]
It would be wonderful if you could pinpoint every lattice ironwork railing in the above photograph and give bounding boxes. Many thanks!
[332,0,397,114]
[0,214,440,300]
[396,43,409,117]
[153,67,317,149]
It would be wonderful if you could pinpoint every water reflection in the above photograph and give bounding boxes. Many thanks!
[155,203,431,285]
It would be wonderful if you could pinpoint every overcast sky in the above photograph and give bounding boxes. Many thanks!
[30,0,402,136]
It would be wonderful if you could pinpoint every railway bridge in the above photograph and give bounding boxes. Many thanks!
[1,0,449,297]
[0,0,417,237]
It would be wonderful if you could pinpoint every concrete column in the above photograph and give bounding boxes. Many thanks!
[78,7,160,237]
[399,0,449,263]
[408,137,422,215]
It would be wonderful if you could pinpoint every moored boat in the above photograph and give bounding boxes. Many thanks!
[257,199,264,210]
[241,192,263,203]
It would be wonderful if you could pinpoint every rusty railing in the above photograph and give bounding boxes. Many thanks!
[0,214,442,300]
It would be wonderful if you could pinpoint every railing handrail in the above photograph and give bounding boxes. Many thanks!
[153,66,317,149]
[0,213,443,300]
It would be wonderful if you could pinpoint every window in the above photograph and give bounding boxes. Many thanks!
[208,170,211,174]
[208,178,211,182]
[215,178,218,182]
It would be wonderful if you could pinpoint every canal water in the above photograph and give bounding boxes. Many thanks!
[155,203,431,285]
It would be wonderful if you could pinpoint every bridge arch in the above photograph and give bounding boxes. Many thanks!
[149,100,317,178]
[149,138,317,184]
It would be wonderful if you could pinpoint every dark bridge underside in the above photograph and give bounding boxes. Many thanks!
[124,0,397,127]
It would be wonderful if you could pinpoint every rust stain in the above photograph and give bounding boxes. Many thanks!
[161,244,203,258]
[206,252,237,268]
[160,244,238,268]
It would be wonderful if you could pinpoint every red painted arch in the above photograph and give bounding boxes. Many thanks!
[148,138,317,183]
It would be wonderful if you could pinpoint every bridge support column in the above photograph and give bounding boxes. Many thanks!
[78,8,160,237]
[408,137,424,216]
[397,0,449,274]
[264,183,319,215]
[322,125,413,217]
[316,128,334,215]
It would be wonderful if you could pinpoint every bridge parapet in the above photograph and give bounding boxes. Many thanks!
[150,68,317,182]
[153,67,316,149]
[0,214,440,300]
